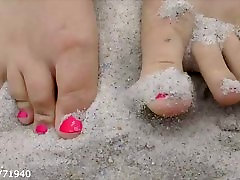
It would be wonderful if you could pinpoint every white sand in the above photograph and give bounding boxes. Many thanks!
[158,0,193,20]
[128,67,193,104]
[1,0,240,179]
[221,79,240,95]
[192,14,235,48]
[159,0,236,47]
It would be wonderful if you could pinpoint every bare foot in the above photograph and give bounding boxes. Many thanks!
[191,0,240,106]
[0,0,98,139]
[139,0,240,117]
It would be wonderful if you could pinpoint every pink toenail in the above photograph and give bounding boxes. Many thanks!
[155,93,168,100]
[59,115,83,134]
[35,124,48,135]
[17,110,28,118]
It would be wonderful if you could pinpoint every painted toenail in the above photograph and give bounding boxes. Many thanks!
[59,115,83,134]
[17,109,28,118]
[155,93,168,99]
[35,124,48,135]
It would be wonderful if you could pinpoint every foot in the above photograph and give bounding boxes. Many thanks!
[0,0,98,139]
[140,0,240,117]
[191,0,240,106]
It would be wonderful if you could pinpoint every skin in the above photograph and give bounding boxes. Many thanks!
[0,0,98,139]
[0,0,240,137]
[141,0,240,117]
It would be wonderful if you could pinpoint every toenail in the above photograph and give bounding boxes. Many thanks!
[155,93,169,99]
[59,115,83,134]
[17,109,28,118]
[35,124,48,135]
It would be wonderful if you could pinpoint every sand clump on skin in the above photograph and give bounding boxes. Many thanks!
[127,67,194,106]
[221,79,240,95]
[158,0,237,46]
[192,15,235,49]
[158,0,193,20]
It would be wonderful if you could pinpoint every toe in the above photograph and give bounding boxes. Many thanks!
[192,42,240,106]
[136,68,193,117]
[148,97,192,117]
[223,33,240,79]
[21,60,55,135]
[55,41,98,139]
[52,0,98,139]
[7,62,33,125]
[139,0,194,117]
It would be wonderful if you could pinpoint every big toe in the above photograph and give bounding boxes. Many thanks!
[55,39,98,139]
[139,0,195,117]
[148,96,192,117]
[132,68,193,117]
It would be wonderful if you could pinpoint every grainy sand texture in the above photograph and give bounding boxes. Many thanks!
[1,0,240,179]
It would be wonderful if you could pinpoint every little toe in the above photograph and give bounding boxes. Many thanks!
[192,42,240,106]
[7,63,33,125]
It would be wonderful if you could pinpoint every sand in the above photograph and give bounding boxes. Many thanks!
[128,67,193,104]
[1,0,240,179]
